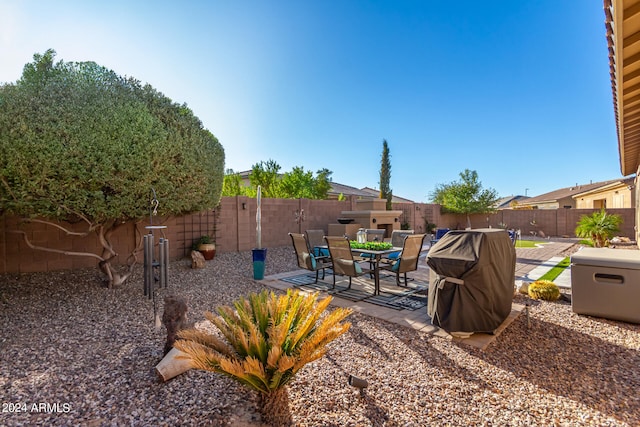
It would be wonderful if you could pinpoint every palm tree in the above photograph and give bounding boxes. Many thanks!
[575,209,622,248]
[175,289,352,426]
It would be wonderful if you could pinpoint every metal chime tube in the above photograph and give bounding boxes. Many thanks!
[162,238,169,288]
[158,238,166,288]
[143,234,148,297]
[144,233,154,299]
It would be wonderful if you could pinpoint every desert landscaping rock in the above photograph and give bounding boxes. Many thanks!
[1,246,638,426]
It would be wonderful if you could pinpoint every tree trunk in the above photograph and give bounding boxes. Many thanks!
[259,387,292,426]
[98,222,141,287]
[12,217,141,288]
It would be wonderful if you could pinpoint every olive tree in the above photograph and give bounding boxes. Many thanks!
[247,159,333,199]
[0,50,225,287]
[430,169,499,229]
[249,159,283,198]
[222,169,249,197]
[280,167,332,199]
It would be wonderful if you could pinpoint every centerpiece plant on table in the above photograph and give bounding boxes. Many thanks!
[349,241,393,251]
[175,288,352,426]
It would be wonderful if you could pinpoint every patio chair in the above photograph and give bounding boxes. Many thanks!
[324,236,373,289]
[386,229,414,260]
[305,229,329,258]
[365,229,385,242]
[430,228,450,246]
[380,233,426,286]
[289,233,331,284]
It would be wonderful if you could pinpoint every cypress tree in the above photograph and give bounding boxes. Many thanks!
[379,139,392,210]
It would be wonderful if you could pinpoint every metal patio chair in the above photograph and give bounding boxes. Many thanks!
[289,233,331,284]
[380,233,426,286]
[324,236,373,289]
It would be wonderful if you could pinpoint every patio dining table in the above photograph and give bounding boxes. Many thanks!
[316,244,401,296]
[355,246,402,296]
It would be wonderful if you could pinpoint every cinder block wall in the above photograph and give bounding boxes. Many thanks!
[0,198,635,274]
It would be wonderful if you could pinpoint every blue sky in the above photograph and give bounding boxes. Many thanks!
[0,0,622,202]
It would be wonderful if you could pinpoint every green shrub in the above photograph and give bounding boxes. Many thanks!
[424,221,437,234]
[191,235,213,251]
[528,280,561,301]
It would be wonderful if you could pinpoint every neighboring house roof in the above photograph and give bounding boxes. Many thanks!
[495,195,529,209]
[606,0,640,175]
[571,176,635,199]
[327,182,373,198]
[518,178,632,206]
[359,187,415,203]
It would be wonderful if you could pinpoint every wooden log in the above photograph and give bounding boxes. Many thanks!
[155,347,191,382]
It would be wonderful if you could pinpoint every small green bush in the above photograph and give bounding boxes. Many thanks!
[528,280,561,301]
[191,235,213,250]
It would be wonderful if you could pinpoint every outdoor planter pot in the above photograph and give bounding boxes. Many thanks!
[198,243,216,260]
[252,185,266,280]
[252,248,267,280]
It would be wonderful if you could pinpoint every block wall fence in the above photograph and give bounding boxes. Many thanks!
[0,196,634,274]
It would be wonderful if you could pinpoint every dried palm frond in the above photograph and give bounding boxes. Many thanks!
[176,288,352,396]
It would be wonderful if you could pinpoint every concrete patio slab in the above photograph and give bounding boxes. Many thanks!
[263,268,523,350]
[262,239,579,350]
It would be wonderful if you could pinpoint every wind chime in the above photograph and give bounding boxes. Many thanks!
[143,188,169,327]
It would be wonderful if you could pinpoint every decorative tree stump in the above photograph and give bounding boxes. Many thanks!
[162,295,189,356]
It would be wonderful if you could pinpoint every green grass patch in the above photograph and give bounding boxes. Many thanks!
[578,239,594,247]
[515,239,550,248]
[537,257,570,282]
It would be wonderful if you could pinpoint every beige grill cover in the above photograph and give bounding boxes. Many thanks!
[426,229,515,334]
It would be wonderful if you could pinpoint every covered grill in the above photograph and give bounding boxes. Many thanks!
[426,229,516,334]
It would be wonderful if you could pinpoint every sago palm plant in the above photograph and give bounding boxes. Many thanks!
[174,288,352,426]
[575,209,622,248]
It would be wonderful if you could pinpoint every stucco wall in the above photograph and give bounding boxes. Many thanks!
[575,185,633,209]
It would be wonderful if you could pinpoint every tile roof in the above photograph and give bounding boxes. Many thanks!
[518,178,634,204]
[495,195,529,209]
[605,0,640,175]
[327,182,373,198]
[359,187,415,203]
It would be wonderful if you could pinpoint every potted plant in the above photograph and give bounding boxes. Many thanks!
[252,185,267,279]
[193,235,216,260]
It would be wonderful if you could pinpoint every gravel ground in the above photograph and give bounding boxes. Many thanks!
[1,246,639,426]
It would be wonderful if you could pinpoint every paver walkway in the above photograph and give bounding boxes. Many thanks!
[515,240,577,288]
[514,240,575,279]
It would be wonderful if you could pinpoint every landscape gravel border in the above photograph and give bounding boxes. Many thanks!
[1,246,639,426]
